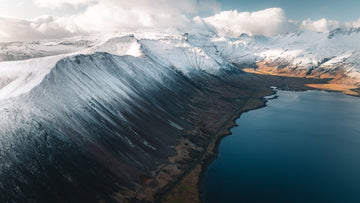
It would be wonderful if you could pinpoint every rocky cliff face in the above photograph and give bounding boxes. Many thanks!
[0,33,250,202]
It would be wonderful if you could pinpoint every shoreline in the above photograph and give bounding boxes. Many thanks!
[197,87,360,203]
[162,86,275,202]
[162,72,360,203]
[243,65,360,97]
[197,95,271,202]
[197,89,360,203]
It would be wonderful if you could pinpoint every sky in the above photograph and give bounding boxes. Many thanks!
[0,0,359,41]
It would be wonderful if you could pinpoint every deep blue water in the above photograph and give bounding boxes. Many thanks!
[202,90,360,203]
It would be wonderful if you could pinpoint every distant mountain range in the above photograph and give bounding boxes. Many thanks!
[2,28,359,88]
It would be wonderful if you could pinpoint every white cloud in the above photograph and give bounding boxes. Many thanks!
[299,18,340,33]
[344,18,360,28]
[33,0,96,9]
[0,0,220,41]
[72,0,221,31]
[0,16,81,41]
[203,8,289,37]
[33,0,220,13]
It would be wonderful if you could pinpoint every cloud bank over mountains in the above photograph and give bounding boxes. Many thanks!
[204,8,290,37]
[0,0,359,41]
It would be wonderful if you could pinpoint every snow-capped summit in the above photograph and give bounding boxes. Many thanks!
[201,28,360,88]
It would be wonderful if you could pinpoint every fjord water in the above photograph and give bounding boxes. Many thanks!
[202,90,360,203]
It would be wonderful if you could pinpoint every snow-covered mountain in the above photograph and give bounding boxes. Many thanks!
[0,29,359,202]
[1,28,360,90]
[0,32,241,202]
[206,28,360,88]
